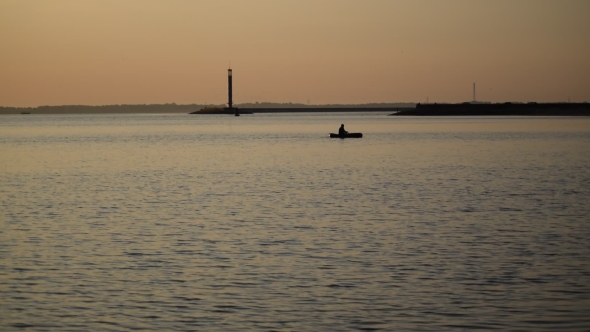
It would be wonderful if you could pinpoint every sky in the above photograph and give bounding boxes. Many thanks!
[1,0,589,107]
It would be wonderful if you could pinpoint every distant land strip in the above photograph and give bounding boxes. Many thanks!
[3,102,589,115]
[392,102,590,116]
[0,103,414,114]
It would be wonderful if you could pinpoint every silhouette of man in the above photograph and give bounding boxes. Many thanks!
[339,124,348,136]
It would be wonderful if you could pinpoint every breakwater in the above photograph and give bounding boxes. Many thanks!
[190,107,411,114]
[242,107,410,113]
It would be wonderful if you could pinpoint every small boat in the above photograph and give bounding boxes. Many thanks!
[329,133,363,138]
[20,111,31,114]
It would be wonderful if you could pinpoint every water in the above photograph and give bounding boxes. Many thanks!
[1,113,589,331]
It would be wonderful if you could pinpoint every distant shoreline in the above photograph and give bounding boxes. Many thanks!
[2,102,589,115]
[0,103,414,115]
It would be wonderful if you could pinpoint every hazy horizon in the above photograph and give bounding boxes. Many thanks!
[2,0,589,107]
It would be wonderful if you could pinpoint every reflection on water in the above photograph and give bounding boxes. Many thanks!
[1,113,590,331]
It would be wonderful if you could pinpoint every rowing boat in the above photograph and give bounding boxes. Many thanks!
[329,133,363,138]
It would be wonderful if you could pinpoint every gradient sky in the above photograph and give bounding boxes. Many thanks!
[1,0,589,107]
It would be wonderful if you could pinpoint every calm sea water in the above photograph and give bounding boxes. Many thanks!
[1,113,590,331]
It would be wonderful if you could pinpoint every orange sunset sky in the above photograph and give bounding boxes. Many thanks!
[1,0,589,107]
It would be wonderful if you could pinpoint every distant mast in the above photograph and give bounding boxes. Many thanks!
[473,82,476,103]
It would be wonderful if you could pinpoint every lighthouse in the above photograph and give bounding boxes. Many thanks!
[228,68,232,109]
[228,68,239,116]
